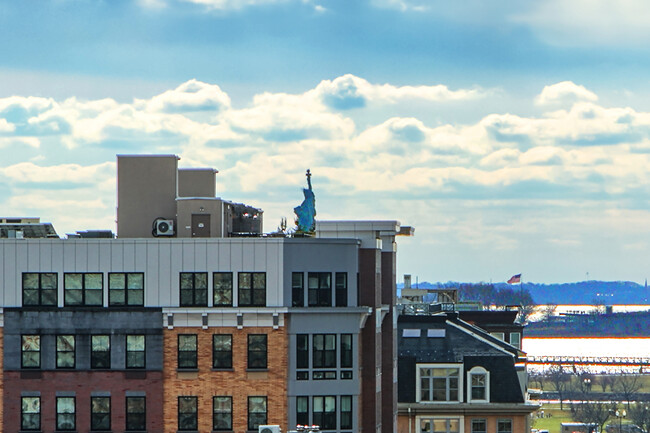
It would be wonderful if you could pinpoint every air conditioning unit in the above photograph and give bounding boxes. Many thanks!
[259,426,281,433]
[155,219,174,236]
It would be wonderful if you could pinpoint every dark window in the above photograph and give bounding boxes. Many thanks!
[335,272,348,306]
[471,373,487,400]
[22,273,57,306]
[308,272,331,307]
[91,396,111,431]
[248,334,267,369]
[180,272,208,307]
[213,272,233,306]
[213,396,232,431]
[56,335,75,369]
[213,334,233,369]
[126,397,146,431]
[178,334,198,369]
[56,396,76,431]
[126,335,145,368]
[248,396,267,431]
[296,371,309,380]
[238,272,266,307]
[313,334,336,368]
[292,272,304,307]
[296,396,309,426]
[497,419,512,433]
[313,396,336,430]
[21,335,40,368]
[340,334,352,368]
[21,396,40,431]
[64,273,103,306]
[471,419,487,433]
[91,335,111,369]
[296,334,309,369]
[340,396,352,430]
[108,273,144,306]
[178,396,198,431]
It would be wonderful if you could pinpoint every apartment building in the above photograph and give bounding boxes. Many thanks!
[0,155,411,433]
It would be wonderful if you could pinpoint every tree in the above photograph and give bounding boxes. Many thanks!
[628,403,650,433]
[614,371,642,410]
[571,400,614,433]
[595,375,616,393]
[547,365,571,410]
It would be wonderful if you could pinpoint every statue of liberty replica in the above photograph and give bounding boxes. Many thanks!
[293,169,316,236]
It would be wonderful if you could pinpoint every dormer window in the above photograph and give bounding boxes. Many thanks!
[416,364,462,403]
[467,366,490,403]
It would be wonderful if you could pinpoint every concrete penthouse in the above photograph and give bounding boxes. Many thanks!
[0,155,413,433]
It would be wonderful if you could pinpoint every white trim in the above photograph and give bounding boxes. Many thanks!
[509,332,521,350]
[447,322,514,357]
[415,415,465,433]
[416,363,463,404]
[466,366,490,404]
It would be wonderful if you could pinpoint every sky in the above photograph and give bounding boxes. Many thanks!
[2,0,650,284]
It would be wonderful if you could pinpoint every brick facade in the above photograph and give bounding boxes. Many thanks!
[163,326,288,433]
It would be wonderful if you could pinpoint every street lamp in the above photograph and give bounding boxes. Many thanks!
[583,378,592,392]
[615,409,626,433]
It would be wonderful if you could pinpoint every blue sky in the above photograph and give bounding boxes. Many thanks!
[2,0,650,284]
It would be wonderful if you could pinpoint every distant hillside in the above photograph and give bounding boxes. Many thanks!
[397,280,650,305]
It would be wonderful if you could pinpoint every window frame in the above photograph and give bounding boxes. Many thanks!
[213,272,233,307]
[313,334,336,369]
[56,335,76,369]
[56,396,76,431]
[296,396,309,426]
[21,335,41,369]
[238,272,266,307]
[308,272,332,307]
[509,332,521,349]
[64,272,103,306]
[213,396,233,431]
[125,396,146,432]
[340,334,353,368]
[90,396,111,431]
[178,334,198,369]
[213,334,233,369]
[179,272,208,307]
[22,272,58,307]
[340,395,353,430]
[416,363,462,403]
[91,335,111,369]
[497,419,513,433]
[247,396,268,431]
[292,272,304,307]
[418,416,461,433]
[21,396,41,431]
[126,335,146,369]
[467,366,489,403]
[312,395,336,430]
[335,272,348,307]
[296,334,309,369]
[247,334,268,369]
[108,272,144,307]
[471,418,487,433]
[178,396,198,432]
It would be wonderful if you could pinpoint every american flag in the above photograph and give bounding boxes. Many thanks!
[507,274,521,284]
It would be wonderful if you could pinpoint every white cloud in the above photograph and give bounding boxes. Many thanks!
[0,118,15,133]
[535,81,598,107]
[179,0,288,11]
[140,79,231,113]
[1,162,115,185]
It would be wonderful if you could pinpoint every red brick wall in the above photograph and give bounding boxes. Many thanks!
[163,327,288,433]
[397,413,530,433]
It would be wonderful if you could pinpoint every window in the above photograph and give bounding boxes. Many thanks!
[213,334,233,369]
[22,273,57,306]
[403,329,421,338]
[418,366,461,402]
[21,335,40,368]
[108,272,144,306]
[64,273,103,306]
[178,334,198,369]
[471,419,487,433]
[497,419,512,433]
[468,367,489,402]
[248,334,268,369]
[91,335,111,369]
[56,397,76,431]
[178,396,198,431]
[509,332,521,349]
[248,396,267,431]
[91,397,111,431]
[180,272,208,307]
[126,397,146,431]
[296,334,309,369]
[308,272,331,307]
[213,396,232,431]
[341,334,353,368]
[213,272,233,307]
[238,272,266,307]
[335,272,348,306]
[313,396,336,430]
[340,396,352,430]
[490,332,505,341]
[420,418,460,433]
[313,334,336,368]
[292,272,304,307]
[21,396,40,431]
[126,335,145,368]
[296,396,309,426]
[56,335,75,369]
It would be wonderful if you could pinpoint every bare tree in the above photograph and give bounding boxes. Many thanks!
[547,365,571,410]
[571,399,614,433]
[628,403,650,433]
[595,375,616,393]
[614,371,642,409]
[542,304,557,321]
